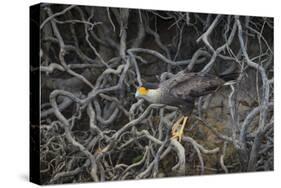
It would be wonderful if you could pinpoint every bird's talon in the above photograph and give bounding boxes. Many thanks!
[171,116,188,142]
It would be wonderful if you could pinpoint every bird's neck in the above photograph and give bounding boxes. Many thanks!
[145,88,161,103]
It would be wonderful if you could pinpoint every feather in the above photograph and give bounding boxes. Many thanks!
[156,71,227,115]
[161,71,224,100]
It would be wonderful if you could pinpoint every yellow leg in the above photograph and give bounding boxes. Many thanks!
[171,116,188,142]
[171,116,184,135]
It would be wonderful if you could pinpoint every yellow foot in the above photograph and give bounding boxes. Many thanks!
[171,116,188,142]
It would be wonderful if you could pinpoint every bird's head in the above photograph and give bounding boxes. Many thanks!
[135,83,161,103]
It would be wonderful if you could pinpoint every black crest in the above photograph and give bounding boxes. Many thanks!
[141,82,159,89]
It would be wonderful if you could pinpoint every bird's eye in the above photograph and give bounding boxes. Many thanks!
[138,87,148,95]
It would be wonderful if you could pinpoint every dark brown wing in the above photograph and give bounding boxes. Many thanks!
[164,72,224,100]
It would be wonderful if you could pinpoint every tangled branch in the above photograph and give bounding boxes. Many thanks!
[39,4,273,184]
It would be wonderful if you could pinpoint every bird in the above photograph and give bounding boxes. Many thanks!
[135,71,236,142]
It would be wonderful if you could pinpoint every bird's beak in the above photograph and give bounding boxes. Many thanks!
[135,91,140,98]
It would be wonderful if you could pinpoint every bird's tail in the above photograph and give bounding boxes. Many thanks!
[223,80,236,86]
[218,72,239,86]
[219,72,240,86]
[219,72,239,82]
